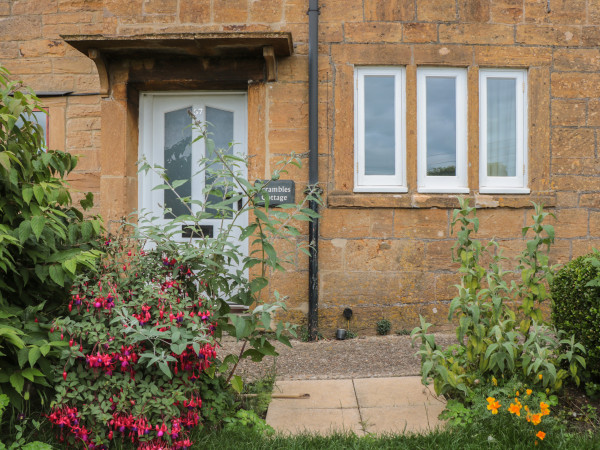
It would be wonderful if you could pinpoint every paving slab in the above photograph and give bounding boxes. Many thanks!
[266,407,364,436]
[270,379,358,409]
[360,403,447,435]
[265,377,447,437]
[353,376,442,407]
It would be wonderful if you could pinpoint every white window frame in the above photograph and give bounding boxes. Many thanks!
[354,66,406,193]
[479,69,529,194]
[417,67,468,193]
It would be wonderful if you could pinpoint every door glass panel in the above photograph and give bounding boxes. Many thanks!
[164,107,192,218]
[487,78,517,177]
[426,77,456,176]
[206,107,234,218]
[364,75,395,175]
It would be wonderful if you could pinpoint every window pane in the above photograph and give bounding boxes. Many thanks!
[426,77,456,176]
[206,107,234,218]
[164,107,192,218]
[487,78,517,177]
[364,75,395,176]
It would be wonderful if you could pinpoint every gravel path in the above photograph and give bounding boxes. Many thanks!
[219,334,456,382]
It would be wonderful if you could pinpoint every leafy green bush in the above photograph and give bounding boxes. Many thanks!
[0,66,103,413]
[376,319,391,336]
[551,253,600,382]
[48,113,321,447]
[412,198,585,400]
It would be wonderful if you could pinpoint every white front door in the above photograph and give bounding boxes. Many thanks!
[138,92,248,270]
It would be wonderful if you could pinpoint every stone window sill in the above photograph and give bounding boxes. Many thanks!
[327,191,557,209]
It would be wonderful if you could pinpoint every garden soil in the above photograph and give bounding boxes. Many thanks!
[219,334,456,381]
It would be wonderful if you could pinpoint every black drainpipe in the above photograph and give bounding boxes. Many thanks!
[307,0,320,341]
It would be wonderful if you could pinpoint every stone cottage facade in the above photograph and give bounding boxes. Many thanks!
[2,0,600,334]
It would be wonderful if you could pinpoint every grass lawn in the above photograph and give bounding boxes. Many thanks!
[195,426,600,450]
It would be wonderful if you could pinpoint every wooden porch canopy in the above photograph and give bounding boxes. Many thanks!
[63,32,294,96]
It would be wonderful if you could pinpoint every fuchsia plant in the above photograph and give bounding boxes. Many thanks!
[48,239,220,449]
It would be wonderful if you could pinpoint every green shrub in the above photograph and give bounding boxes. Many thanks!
[551,253,600,382]
[47,113,321,447]
[376,319,391,336]
[412,198,586,400]
[0,66,103,415]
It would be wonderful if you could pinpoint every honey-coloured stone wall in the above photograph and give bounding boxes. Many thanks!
[2,0,600,335]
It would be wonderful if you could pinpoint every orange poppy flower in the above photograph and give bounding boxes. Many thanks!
[536,430,546,440]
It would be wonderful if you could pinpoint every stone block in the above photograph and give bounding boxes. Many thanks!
[552,158,600,176]
[552,175,600,192]
[2,58,51,75]
[331,43,412,65]
[67,131,95,150]
[103,0,143,16]
[393,208,448,239]
[268,128,308,153]
[551,100,587,127]
[343,239,425,272]
[320,0,362,23]
[551,128,595,158]
[572,239,600,258]
[72,149,100,171]
[284,0,307,23]
[268,101,308,129]
[588,213,600,237]
[365,0,414,21]
[490,0,523,23]
[554,49,600,72]
[403,23,437,43]
[249,0,282,23]
[19,39,66,58]
[474,209,526,239]
[143,0,177,15]
[587,100,600,127]
[179,0,210,22]
[53,57,93,74]
[214,0,247,23]
[424,240,459,271]
[412,44,472,65]
[68,117,101,133]
[320,209,394,239]
[417,0,456,22]
[0,15,42,41]
[474,46,551,66]
[516,25,580,46]
[12,0,58,14]
[551,72,600,98]
[319,239,345,272]
[580,193,600,209]
[548,208,589,239]
[344,22,403,43]
[58,0,101,12]
[458,0,490,22]
[439,23,513,44]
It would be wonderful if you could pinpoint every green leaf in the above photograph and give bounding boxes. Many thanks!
[229,315,251,339]
[33,185,45,204]
[158,362,172,379]
[81,221,92,242]
[28,347,41,367]
[18,220,31,244]
[0,152,10,171]
[231,375,243,393]
[17,347,29,368]
[9,373,24,394]
[22,187,33,204]
[31,215,45,241]
[48,265,65,286]
[171,179,188,189]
